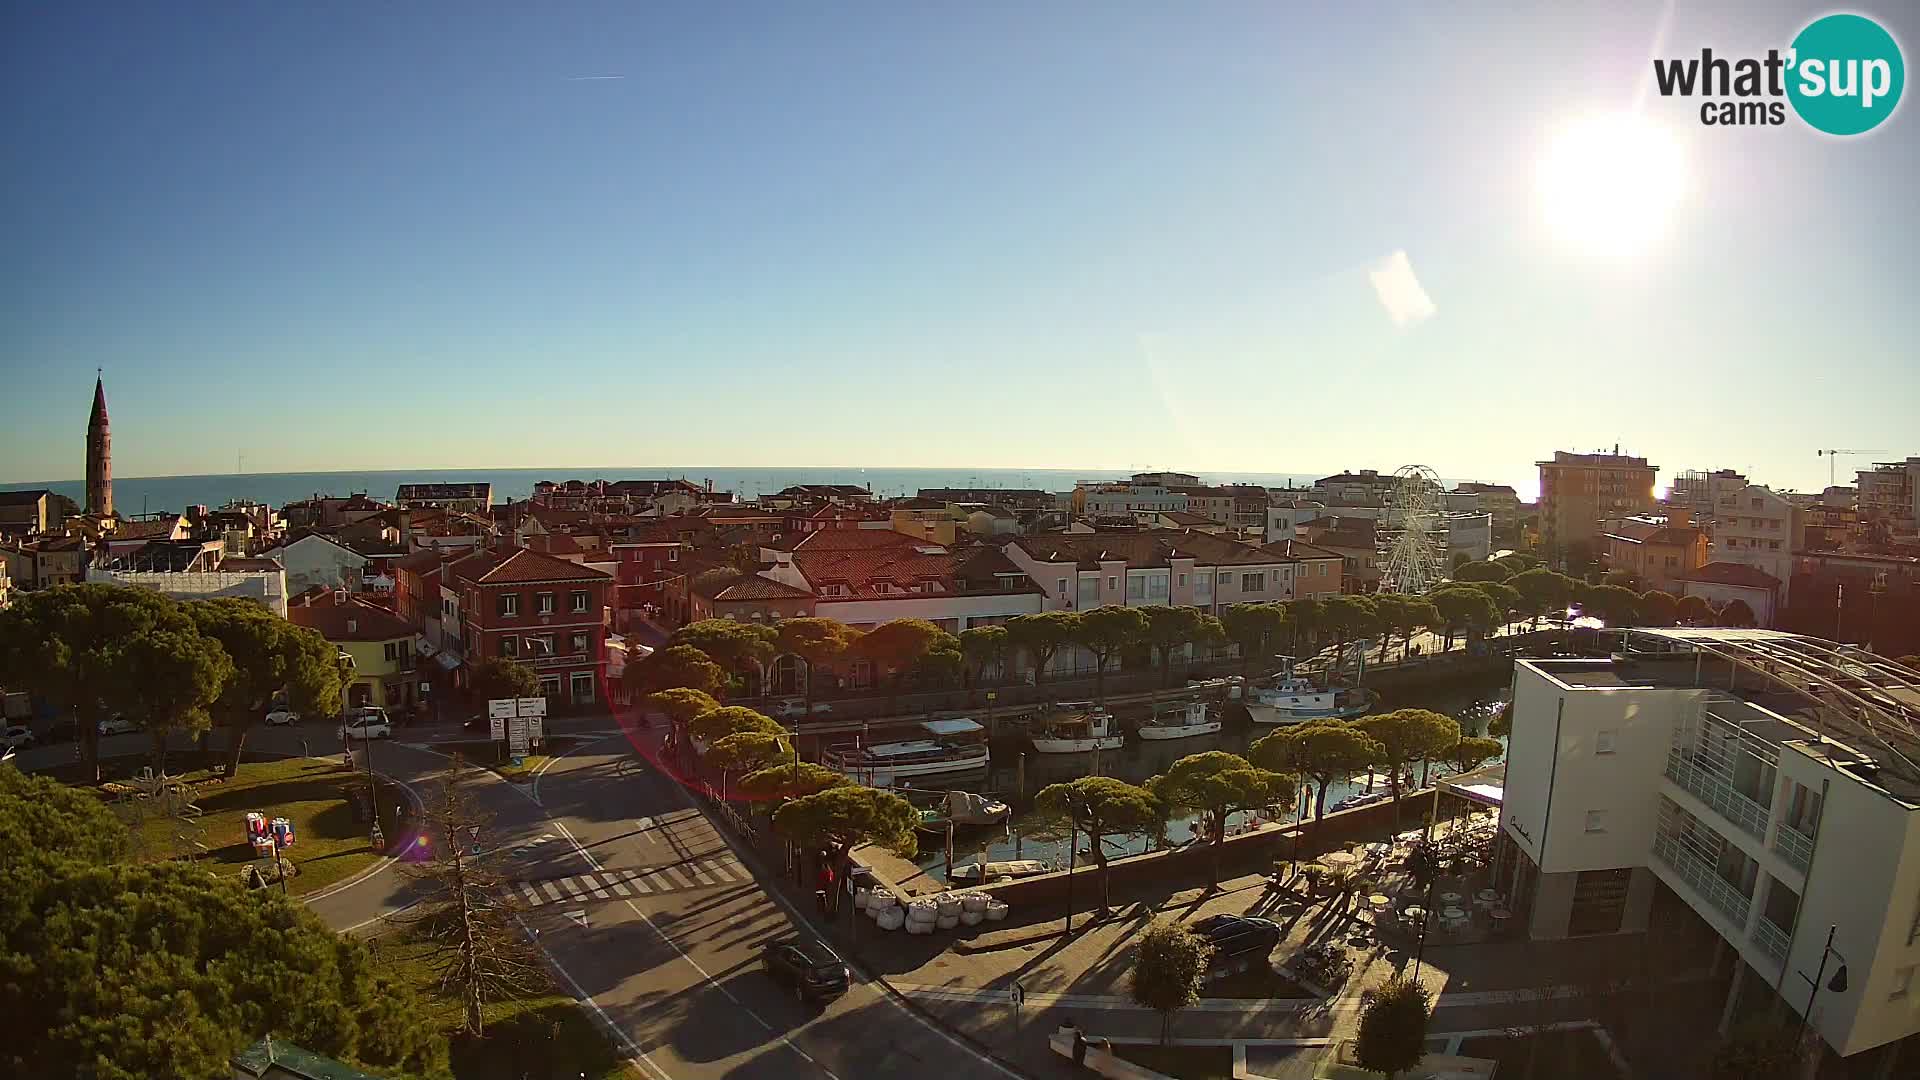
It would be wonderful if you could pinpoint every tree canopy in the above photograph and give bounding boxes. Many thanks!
[1148,751,1291,883]
[1129,920,1213,1044]
[1469,581,1521,630]
[958,624,1010,686]
[1428,587,1499,648]
[771,785,918,863]
[1141,606,1212,686]
[1636,589,1679,627]
[112,623,235,769]
[706,730,789,775]
[625,644,728,698]
[669,619,778,677]
[1354,976,1431,1079]
[1451,560,1512,583]
[776,618,865,703]
[1717,598,1758,627]
[187,598,344,776]
[688,705,785,746]
[1512,568,1576,627]
[736,761,850,801]
[1354,709,1461,809]
[1581,583,1644,626]
[1004,611,1081,684]
[1444,736,1504,773]
[1709,1019,1802,1080]
[1676,594,1715,626]
[471,655,540,703]
[856,619,956,689]
[1075,605,1150,701]
[1219,603,1288,678]
[1034,776,1162,910]
[1251,721,1383,820]
[643,687,722,728]
[0,767,447,1079]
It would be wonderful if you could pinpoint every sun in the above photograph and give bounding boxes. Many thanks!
[1536,112,1687,258]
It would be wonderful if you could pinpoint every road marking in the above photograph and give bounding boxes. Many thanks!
[686,863,714,886]
[658,866,693,889]
[539,880,567,903]
[545,815,845,1080]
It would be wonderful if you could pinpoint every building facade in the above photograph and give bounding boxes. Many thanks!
[449,547,612,708]
[1495,630,1920,1069]
[1601,512,1708,594]
[1713,485,1803,606]
[1453,483,1522,540]
[289,590,422,714]
[1857,458,1920,538]
[395,482,493,512]
[1538,450,1659,555]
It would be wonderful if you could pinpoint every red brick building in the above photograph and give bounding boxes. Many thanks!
[448,547,612,709]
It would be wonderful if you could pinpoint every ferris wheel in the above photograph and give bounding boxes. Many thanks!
[1379,465,1449,595]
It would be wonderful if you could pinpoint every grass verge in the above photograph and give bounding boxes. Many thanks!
[66,752,403,896]
[375,927,638,1080]
[1111,1042,1235,1080]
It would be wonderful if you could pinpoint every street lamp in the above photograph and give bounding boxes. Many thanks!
[1798,924,1849,1045]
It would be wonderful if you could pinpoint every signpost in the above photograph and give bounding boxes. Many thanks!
[488,697,548,763]
[1010,980,1025,1039]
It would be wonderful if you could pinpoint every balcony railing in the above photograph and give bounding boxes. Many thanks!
[1665,753,1770,840]
[1772,822,1815,875]
[1752,917,1791,967]
[1653,833,1752,928]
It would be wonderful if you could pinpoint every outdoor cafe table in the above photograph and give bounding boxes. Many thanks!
[1404,906,1427,927]
[1489,908,1513,927]
[1439,891,1463,906]
[1367,893,1391,915]
[1322,851,1359,867]
[1475,888,1499,908]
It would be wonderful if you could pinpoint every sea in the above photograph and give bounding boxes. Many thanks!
[7,467,1325,514]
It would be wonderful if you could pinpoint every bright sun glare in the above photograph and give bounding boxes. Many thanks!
[1536,112,1687,258]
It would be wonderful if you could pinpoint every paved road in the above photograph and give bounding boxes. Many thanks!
[532,733,1022,1080]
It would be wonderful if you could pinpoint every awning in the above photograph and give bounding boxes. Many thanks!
[921,718,985,736]
[1439,762,1506,808]
[435,652,462,671]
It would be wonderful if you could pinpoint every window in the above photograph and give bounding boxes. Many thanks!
[1584,810,1608,833]
[499,593,519,617]
[1318,562,1328,577]
[501,636,518,658]
[384,641,401,662]
[539,675,561,698]
[1148,575,1166,597]
[1127,576,1144,600]
[668,548,679,562]
[1241,573,1265,593]
[536,592,555,615]
[571,630,590,654]
[570,590,589,613]
[526,634,555,656]
[1596,729,1616,754]
[1195,573,1212,596]
[1769,540,1780,550]
[1056,577,1068,596]
[1107,576,1118,590]
[571,671,595,704]
[1890,965,1916,1001]
[1178,573,1187,587]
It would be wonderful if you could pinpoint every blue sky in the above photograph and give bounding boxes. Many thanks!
[2,1,1915,497]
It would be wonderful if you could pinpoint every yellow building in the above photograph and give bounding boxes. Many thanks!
[889,500,959,545]
[289,590,421,715]
[1537,450,1658,554]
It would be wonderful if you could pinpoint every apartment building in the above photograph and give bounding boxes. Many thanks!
[761,528,1043,632]
[1495,630,1920,1070]
[0,489,54,537]
[1538,450,1659,553]
[448,547,611,708]
[1073,481,1189,520]
[289,589,421,714]
[1857,458,1920,537]
[1453,483,1522,540]
[1004,529,1341,614]
[1601,511,1708,594]
[394,482,492,513]
[1713,485,1804,608]
[1669,469,1749,531]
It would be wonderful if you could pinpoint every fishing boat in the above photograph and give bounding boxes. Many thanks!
[1137,699,1221,741]
[948,859,1055,885]
[821,718,991,787]
[1029,702,1125,753]
[1244,662,1376,725]
[915,790,1013,832]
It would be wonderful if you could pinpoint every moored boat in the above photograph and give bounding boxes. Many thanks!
[949,858,1055,885]
[915,789,1013,831]
[1137,700,1222,741]
[1244,663,1376,725]
[822,718,991,787]
[1029,702,1124,753]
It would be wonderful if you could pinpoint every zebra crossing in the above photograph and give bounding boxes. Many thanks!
[510,854,751,908]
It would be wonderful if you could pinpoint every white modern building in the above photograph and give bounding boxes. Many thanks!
[1713,484,1803,607]
[1444,512,1494,563]
[86,567,289,616]
[1495,629,1920,1070]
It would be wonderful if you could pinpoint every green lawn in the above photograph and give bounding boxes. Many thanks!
[375,930,638,1080]
[93,754,402,897]
[1457,1029,1623,1079]
[1112,1042,1235,1080]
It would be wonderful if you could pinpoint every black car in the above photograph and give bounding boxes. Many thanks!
[760,938,850,1004]
[1192,915,1281,962]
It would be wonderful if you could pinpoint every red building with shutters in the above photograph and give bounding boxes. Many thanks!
[448,547,612,710]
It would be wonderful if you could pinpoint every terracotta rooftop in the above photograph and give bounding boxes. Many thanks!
[289,590,417,641]
[1012,529,1287,570]
[449,546,611,586]
[1683,562,1784,590]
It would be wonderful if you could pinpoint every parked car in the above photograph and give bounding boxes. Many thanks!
[98,715,139,736]
[772,699,833,720]
[265,707,300,726]
[760,938,850,1004]
[1192,914,1281,970]
[339,710,393,741]
[1,725,36,750]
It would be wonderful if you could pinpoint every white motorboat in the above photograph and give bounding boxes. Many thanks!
[822,718,991,787]
[1244,663,1376,725]
[1137,700,1221,741]
[949,859,1055,885]
[916,790,1013,832]
[1030,702,1125,753]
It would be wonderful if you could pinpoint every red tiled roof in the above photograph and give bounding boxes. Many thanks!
[289,590,417,641]
[1605,520,1702,547]
[449,546,610,586]
[394,548,443,574]
[1682,562,1782,589]
[1013,529,1282,570]
[694,571,814,602]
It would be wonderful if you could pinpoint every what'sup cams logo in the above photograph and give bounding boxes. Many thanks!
[1654,12,1904,134]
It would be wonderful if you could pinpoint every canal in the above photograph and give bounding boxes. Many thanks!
[904,671,1513,882]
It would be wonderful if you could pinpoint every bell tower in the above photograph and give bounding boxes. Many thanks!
[86,372,112,517]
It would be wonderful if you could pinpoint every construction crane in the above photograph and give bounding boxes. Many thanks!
[1815,449,1895,487]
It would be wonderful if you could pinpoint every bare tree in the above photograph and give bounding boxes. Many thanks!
[398,759,544,1036]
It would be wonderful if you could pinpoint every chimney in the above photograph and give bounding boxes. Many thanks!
[1668,507,1693,529]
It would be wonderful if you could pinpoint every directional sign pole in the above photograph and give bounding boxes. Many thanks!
[1011,981,1025,1041]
